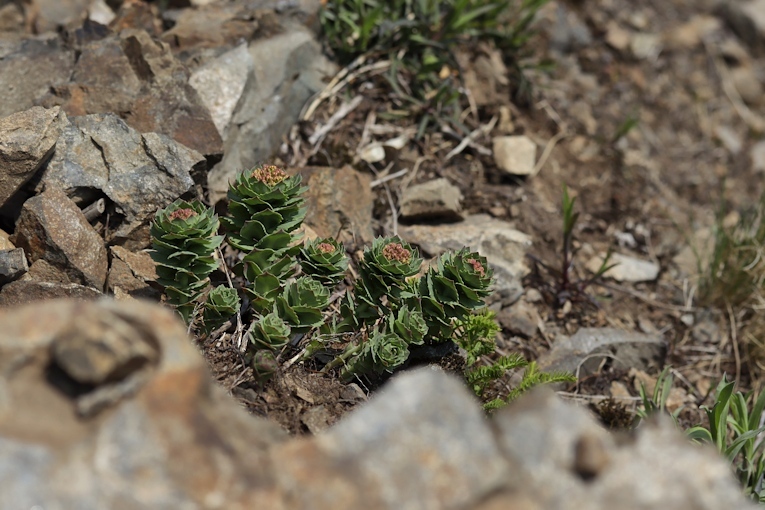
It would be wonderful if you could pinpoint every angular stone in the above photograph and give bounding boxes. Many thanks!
[44,29,222,156]
[537,327,666,377]
[11,187,108,289]
[586,252,660,282]
[752,140,765,173]
[0,299,287,508]
[0,36,75,119]
[189,43,252,138]
[730,65,763,105]
[0,248,28,284]
[51,303,158,385]
[400,178,463,221]
[493,135,537,176]
[208,25,336,203]
[28,0,90,33]
[400,215,532,305]
[272,367,510,510]
[497,299,540,338]
[0,106,65,208]
[106,248,160,301]
[0,280,101,306]
[298,165,374,249]
[41,113,199,238]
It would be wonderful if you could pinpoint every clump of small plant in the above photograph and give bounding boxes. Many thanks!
[150,164,574,411]
[527,184,616,308]
[697,192,765,373]
[319,0,549,135]
[687,377,765,503]
[635,369,765,503]
[458,309,575,410]
[150,199,223,324]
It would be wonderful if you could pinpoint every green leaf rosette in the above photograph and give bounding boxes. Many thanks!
[419,248,494,341]
[150,199,223,324]
[352,236,423,323]
[299,237,349,287]
[202,285,241,334]
[222,165,308,313]
[274,276,331,333]
[387,304,427,346]
[249,311,292,352]
[222,165,307,252]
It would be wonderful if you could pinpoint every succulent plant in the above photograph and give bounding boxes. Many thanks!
[387,304,427,346]
[222,165,307,252]
[348,236,423,323]
[251,349,278,384]
[202,285,241,334]
[299,237,349,287]
[249,311,292,352]
[418,248,494,341]
[336,329,410,381]
[150,199,223,324]
[222,165,308,313]
[274,276,331,333]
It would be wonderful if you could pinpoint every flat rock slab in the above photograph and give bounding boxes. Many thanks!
[0,280,101,306]
[0,105,65,208]
[538,327,666,377]
[400,214,532,305]
[12,187,107,289]
[298,165,374,249]
[399,177,463,221]
[208,25,336,203]
[586,252,660,282]
[271,367,510,510]
[41,113,199,238]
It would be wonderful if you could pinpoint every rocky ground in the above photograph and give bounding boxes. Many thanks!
[2,0,765,507]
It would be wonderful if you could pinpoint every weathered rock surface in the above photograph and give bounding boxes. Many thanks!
[0,248,28,284]
[298,165,375,249]
[400,214,532,305]
[586,252,660,283]
[106,245,160,300]
[0,106,65,208]
[538,327,666,377]
[0,279,101,306]
[208,22,336,203]
[0,36,75,119]
[493,135,537,176]
[0,299,288,509]
[11,187,107,290]
[0,304,755,510]
[400,177,463,221]
[40,113,200,238]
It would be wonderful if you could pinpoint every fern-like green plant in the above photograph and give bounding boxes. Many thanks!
[222,165,307,313]
[299,237,349,287]
[202,285,241,334]
[150,199,223,324]
[479,361,575,410]
[454,308,500,366]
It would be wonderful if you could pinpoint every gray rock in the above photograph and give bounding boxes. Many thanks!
[189,42,253,139]
[0,299,288,509]
[51,304,158,385]
[400,214,532,305]
[751,140,765,173]
[0,36,74,119]
[0,248,28,284]
[208,23,336,203]
[298,165,374,249]
[41,113,199,238]
[12,187,108,290]
[548,2,593,53]
[585,252,660,282]
[538,327,666,377]
[272,366,510,510]
[717,0,765,55]
[492,136,537,176]
[497,298,540,338]
[0,280,101,306]
[493,388,614,505]
[42,29,223,157]
[400,178,463,221]
[0,106,65,208]
[28,0,90,33]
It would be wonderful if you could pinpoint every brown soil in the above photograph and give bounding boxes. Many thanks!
[199,0,764,434]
